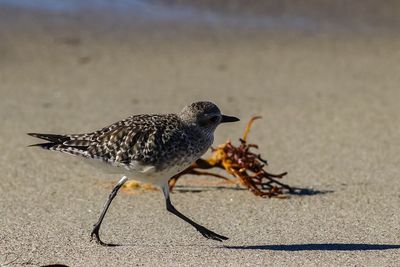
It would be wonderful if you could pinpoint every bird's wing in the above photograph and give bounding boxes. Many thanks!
[28,116,153,165]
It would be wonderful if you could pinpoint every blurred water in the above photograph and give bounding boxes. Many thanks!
[0,0,143,11]
[0,0,319,31]
[1,0,399,33]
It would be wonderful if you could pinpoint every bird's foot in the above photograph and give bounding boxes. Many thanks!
[90,224,117,247]
[196,226,229,242]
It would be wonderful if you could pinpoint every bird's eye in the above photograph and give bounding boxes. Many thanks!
[199,116,219,127]
[209,116,219,123]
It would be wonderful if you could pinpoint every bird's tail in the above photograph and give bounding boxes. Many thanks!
[27,133,69,149]
[27,133,91,157]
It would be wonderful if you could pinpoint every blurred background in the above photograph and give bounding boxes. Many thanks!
[1,1,399,266]
[1,0,399,179]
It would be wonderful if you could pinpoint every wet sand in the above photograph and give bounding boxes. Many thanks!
[0,2,399,266]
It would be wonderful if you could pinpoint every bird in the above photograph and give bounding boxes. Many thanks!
[28,101,239,245]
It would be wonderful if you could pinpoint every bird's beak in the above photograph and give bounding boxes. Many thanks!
[220,115,240,123]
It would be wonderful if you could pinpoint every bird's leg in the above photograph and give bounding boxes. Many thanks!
[161,185,229,242]
[91,176,128,246]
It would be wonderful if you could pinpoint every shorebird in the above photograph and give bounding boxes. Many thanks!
[28,101,239,245]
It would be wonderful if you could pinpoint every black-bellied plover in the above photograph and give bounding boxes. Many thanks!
[28,101,239,245]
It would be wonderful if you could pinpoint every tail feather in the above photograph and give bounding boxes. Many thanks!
[28,142,59,149]
[27,133,69,143]
[27,133,91,157]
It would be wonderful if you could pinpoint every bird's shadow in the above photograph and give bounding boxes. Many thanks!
[223,243,400,251]
[173,185,333,197]
[173,184,247,193]
[287,187,334,196]
[92,242,400,251]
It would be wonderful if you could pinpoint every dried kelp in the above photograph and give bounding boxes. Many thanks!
[169,117,292,197]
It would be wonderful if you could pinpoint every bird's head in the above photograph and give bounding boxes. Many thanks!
[179,101,239,133]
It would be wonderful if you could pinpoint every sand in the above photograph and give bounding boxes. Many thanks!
[0,2,399,266]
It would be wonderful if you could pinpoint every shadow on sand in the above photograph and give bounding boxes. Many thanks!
[223,243,400,251]
[287,187,334,196]
[173,185,334,197]
[173,184,246,194]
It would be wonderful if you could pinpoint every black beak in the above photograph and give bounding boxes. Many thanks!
[220,115,240,123]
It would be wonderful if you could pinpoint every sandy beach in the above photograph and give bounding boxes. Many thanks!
[0,1,399,266]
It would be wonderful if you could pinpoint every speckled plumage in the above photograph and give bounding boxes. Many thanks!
[31,114,208,170]
[28,102,230,182]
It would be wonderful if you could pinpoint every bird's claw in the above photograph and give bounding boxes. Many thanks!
[196,226,229,242]
[90,226,107,246]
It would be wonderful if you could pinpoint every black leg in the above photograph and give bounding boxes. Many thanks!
[90,176,128,246]
[161,185,228,242]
